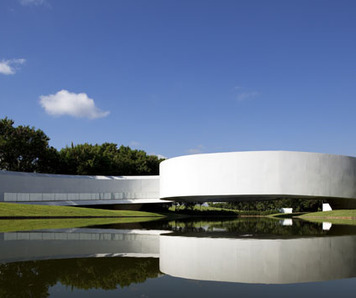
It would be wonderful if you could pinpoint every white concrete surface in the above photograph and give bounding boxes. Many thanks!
[0,170,163,205]
[322,203,333,211]
[2,151,356,207]
[160,151,356,203]
[279,208,293,213]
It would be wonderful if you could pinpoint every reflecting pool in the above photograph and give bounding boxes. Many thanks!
[1,218,356,297]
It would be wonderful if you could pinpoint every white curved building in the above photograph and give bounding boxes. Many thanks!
[1,151,356,208]
[160,151,356,208]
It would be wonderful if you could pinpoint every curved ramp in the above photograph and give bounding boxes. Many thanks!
[159,151,356,203]
[2,151,356,207]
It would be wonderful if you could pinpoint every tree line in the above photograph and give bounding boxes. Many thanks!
[210,198,322,212]
[0,117,322,211]
[0,117,163,175]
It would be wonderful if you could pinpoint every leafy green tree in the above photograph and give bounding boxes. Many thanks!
[0,118,59,173]
[0,117,163,175]
[210,198,322,212]
[59,143,163,176]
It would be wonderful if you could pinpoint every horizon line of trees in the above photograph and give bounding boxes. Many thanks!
[0,117,164,175]
[210,198,322,212]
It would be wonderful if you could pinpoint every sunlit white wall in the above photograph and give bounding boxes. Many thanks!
[0,170,161,205]
[160,151,356,202]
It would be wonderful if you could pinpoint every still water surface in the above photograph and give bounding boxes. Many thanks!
[1,218,356,297]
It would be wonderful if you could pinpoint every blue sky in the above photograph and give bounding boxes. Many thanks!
[1,0,355,158]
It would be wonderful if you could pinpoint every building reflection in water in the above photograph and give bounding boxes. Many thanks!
[0,219,356,297]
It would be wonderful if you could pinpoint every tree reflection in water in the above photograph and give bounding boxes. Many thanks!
[0,257,160,298]
[166,217,328,237]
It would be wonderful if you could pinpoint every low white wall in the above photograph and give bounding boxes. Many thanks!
[160,151,356,202]
[0,170,161,205]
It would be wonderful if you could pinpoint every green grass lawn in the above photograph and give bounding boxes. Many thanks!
[0,202,164,218]
[300,209,356,219]
[298,209,356,225]
[299,217,356,226]
[263,210,356,226]
[0,217,160,232]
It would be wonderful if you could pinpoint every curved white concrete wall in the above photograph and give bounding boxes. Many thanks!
[0,170,163,205]
[160,235,356,284]
[160,151,356,202]
[3,151,356,206]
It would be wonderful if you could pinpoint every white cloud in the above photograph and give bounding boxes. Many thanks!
[39,90,110,119]
[186,144,205,154]
[0,58,25,75]
[148,153,167,159]
[237,91,260,101]
[19,0,47,6]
